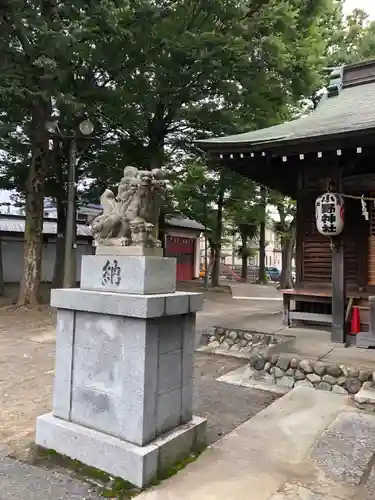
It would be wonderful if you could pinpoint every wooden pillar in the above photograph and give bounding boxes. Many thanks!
[283,294,290,326]
[329,165,346,343]
[295,172,303,286]
[331,237,346,343]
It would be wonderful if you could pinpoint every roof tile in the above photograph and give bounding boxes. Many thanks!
[197,80,375,149]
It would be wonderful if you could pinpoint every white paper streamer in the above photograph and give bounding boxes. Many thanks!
[361,194,369,221]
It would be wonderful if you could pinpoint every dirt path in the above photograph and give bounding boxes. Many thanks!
[0,306,56,458]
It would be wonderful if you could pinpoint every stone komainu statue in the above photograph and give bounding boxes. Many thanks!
[91,166,165,248]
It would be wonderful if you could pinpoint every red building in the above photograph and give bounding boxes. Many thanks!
[164,216,204,281]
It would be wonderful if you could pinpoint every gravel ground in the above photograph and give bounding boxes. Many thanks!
[193,354,278,444]
[0,456,100,500]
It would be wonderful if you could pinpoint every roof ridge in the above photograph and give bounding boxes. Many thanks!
[343,58,375,88]
[343,58,375,71]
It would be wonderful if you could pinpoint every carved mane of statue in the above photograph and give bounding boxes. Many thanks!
[91,166,165,248]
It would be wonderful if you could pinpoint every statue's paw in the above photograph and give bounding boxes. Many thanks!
[150,239,162,248]
[120,237,130,246]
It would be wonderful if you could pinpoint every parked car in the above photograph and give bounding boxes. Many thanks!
[265,267,281,282]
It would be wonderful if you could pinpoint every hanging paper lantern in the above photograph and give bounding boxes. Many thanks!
[315,192,344,236]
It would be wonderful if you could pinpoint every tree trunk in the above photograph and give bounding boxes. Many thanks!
[258,186,267,284]
[149,145,164,170]
[18,9,52,304]
[279,216,296,289]
[52,196,67,288]
[211,185,224,287]
[147,112,165,170]
[208,242,215,280]
[242,255,248,281]
[240,234,248,281]
[147,119,165,242]
[211,246,221,287]
[19,94,51,304]
[19,154,45,305]
[158,208,166,253]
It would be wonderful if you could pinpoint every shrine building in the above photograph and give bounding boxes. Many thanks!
[197,58,375,347]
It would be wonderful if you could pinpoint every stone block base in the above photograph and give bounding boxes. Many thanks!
[81,254,176,295]
[96,246,163,257]
[36,413,206,488]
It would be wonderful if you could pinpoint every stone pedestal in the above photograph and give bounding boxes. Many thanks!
[36,254,206,487]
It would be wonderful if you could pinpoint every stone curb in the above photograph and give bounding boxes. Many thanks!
[247,352,374,395]
[197,345,253,360]
[200,326,292,352]
[216,366,289,395]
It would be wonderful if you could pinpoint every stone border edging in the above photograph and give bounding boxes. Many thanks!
[199,326,375,399]
[199,326,291,356]
[249,352,374,395]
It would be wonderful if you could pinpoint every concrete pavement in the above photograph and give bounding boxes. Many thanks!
[195,283,283,344]
[268,325,375,370]
[229,282,282,299]
[137,387,375,500]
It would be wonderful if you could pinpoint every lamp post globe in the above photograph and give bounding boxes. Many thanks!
[78,118,94,136]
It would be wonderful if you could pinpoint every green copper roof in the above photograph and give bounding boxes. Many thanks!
[197,79,375,150]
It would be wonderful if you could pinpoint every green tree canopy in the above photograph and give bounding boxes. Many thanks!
[0,0,366,300]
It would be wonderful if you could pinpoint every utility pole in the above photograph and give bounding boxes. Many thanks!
[63,137,77,288]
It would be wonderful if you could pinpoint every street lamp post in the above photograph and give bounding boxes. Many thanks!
[64,137,77,288]
[45,116,94,288]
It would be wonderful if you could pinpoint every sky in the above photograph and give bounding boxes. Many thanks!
[344,0,375,18]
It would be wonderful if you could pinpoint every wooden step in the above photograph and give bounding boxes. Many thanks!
[290,311,331,325]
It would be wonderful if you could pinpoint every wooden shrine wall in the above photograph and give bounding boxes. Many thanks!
[297,193,364,288]
[369,194,375,285]
[298,194,331,286]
